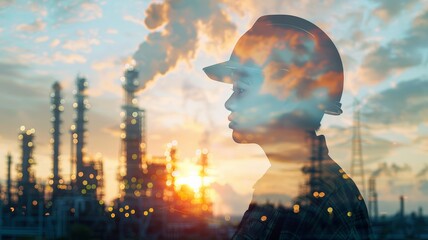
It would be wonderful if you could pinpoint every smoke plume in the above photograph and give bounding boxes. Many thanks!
[133,0,236,90]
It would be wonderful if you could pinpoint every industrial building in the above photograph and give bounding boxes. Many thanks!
[1,68,426,239]
[0,68,216,239]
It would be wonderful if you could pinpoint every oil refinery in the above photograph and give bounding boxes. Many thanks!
[0,67,427,239]
[0,67,219,240]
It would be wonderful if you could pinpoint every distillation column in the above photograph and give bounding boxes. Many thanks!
[6,153,12,205]
[72,77,89,193]
[120,66,146,200]
[17,127,37,212]
[51,82,63,200]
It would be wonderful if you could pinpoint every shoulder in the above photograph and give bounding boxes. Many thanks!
[232,203,285,240]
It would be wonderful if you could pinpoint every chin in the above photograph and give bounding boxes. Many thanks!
[232,130,254,144]
[232,131,243,143]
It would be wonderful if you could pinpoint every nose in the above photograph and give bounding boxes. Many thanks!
[225,93,236,112]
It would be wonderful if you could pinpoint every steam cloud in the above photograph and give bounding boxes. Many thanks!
[133,0,236,90]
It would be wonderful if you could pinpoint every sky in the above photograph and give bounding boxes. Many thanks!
[0,0,427,217]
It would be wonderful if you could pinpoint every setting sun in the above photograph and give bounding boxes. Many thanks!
[176,174,202,193]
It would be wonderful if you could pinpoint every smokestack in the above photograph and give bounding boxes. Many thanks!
[368,177,379,221]
[6,152,12,205]
[72,76,89,193]
[120,66,145,200]
[400,195,405,219]
[51,82,63,199]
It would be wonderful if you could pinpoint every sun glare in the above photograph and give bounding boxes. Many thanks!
[174,160,212,194]
[176,174,202,193]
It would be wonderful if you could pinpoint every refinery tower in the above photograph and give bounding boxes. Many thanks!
[17,127,41,214]
[70,76,104,200]
[119,66,147,201]
[71,76,89,193]
[50,82,64,200]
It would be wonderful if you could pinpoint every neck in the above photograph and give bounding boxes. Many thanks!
[259,128,315,165]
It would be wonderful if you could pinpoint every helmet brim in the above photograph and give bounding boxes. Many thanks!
[203,61,241,84]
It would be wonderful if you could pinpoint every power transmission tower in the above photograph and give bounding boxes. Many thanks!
[350,99,366,197]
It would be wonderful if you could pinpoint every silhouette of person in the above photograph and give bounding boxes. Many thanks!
[204,15,372,239]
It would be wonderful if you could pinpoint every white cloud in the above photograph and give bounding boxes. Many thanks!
[79,2,102,21]
[35,36,49,43]
[49,2,103,25]
[123,15,145,26]
[363,78,428,126]
[62,38,100,52]
[16,19,46,32]
[50,39,61,47]
[91,58,117,71]
[52,52,86,64]
[22,54,52,65]
[371,0,419,22]
[29,2,47,17]
[0,0,14,8]
[106,28,118,34]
